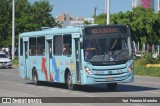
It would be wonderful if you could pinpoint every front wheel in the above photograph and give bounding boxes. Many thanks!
[107,83,117,90]
[67,72,75,90]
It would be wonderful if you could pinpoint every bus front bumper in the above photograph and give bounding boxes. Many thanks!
[84,71,134,84]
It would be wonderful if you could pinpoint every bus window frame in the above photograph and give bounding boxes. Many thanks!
[37,36,45,56]
[53,35,63,56]
[63,34,72,56]
[29,37,37,56]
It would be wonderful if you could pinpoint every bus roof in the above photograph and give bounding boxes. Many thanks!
[19,24,128,38]
[19,26,82,38]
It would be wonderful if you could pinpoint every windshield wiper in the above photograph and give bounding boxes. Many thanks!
[108,34,122,61]
[110,34,121,51]
[114,50,132,61]
[114,50,127,58]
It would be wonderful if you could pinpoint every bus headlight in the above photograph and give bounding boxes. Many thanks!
[85,66,92,75]
[127,65,133,73]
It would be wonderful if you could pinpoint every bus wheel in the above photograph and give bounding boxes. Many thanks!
[107,83,117,90]
[32,69,39,85]
[67,72,75,90]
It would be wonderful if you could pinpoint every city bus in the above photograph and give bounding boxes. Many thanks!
[19,25,134,90]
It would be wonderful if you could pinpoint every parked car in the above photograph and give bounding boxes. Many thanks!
[0,52,12,68]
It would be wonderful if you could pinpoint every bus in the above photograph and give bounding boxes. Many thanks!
[19,25,134,90]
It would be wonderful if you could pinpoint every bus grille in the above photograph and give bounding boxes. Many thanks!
[92,67,127,76]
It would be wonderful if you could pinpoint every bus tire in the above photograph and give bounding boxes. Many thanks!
[107,83,117,90]
[67,72,75,90]
[32,68,39,85]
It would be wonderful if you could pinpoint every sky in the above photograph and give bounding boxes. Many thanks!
[29,0,158,18]
[50,0,132,17]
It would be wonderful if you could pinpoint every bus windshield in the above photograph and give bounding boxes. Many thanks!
[84,35,132,63]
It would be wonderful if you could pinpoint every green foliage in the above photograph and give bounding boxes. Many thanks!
[134,59,160,77]
[94,7,160,45]
[12,57,19,65]
[94,14,106,25]
[144,52,153,64]
[136,52,160,65]
[84,21,92,25]
[0,0,12,47]
[134,52,160,77]
[0,0,56,47]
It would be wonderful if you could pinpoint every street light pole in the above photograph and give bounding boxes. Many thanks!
[12,0,15,60]
[105,0,107,13]
[106,0,110,25]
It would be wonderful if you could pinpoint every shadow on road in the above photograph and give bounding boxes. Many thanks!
[0,67,18,70]
[26,82,159,93]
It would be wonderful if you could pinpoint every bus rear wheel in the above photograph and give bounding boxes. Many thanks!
[107,83,117,90]
[32,69,39,85]
[67,72,75,90]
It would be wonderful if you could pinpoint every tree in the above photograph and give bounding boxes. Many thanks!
[94,7,160,45]
[94,13,106,25]
[0,0,12,47]
[131,7,158,44]
[30,0,55,30]
[84,21,92,25]
[0,0,56,47]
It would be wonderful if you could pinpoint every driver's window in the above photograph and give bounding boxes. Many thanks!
[122,39,129,50]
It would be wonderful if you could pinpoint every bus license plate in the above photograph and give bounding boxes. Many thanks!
[106,77,114,81]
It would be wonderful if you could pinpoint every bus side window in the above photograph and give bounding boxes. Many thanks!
[37,37,45,55]
[20,38,23,56]
[29,37,36,56]
[63,34,72,55]
[53,35,62,55]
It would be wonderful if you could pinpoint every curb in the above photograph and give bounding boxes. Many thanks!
[146,64,160,67]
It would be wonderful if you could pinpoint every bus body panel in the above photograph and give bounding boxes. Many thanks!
[51,56,76,83]
[37,56,48,81]
[19,56,25,78]
[18,25,134,88]
[84,72,134,84]
[81,46,134,85]
[19,38,29,79]
[81,60,134,85]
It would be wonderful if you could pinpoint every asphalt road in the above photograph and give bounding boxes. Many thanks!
[0,67,159,106]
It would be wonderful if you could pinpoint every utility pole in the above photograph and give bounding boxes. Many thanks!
[12,0,15,59]
[105,0,107,13]
[94,7,97,16]
[94,7,97,23]
[106,0,110,25]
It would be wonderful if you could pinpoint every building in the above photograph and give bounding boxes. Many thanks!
[132,0,154,9]
[158,0,160,11]
[56,14,94,28]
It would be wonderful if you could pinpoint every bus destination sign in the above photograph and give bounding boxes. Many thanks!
[91,28,118,34]
[84,26,127,36]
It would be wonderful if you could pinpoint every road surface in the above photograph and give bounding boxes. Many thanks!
[0,68,159,106]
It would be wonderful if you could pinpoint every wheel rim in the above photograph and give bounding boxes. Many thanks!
[33,73,37,85]
[67,74,73,90]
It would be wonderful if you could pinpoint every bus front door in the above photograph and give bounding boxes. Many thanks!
[46,40,53,81]
[75,38,81,83]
